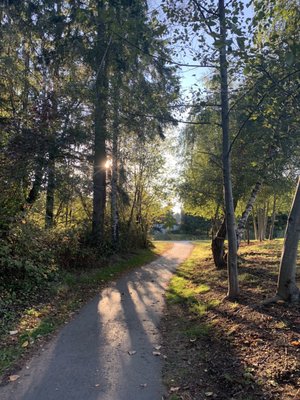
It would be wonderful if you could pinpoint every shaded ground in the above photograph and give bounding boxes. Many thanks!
[161,240,300,400]
[0,241,193,400]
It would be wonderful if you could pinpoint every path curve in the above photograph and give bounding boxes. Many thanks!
[0,241,193,400]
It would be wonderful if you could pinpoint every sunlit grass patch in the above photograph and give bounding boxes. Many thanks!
[189,299,221,316]
[239,272,260,283]
[167,276,197,304]
[152,241,173,254]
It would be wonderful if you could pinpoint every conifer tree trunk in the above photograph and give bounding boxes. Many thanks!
[92,2,109,244]
[218,0,239,298]
[276,177,300,302]
[111,80,120,248]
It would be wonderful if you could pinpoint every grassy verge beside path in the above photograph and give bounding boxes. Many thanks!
[0,241,172,383]
[162,240,300,400]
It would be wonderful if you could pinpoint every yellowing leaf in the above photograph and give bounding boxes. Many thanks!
[290,340,300,347]
[22,341,29,348]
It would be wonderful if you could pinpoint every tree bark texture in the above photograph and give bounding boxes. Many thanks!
[276,177,300,302]
[218,0,239,298]
[236,181,262,248]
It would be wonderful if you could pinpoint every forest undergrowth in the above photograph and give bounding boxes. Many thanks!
[162,240,300,400]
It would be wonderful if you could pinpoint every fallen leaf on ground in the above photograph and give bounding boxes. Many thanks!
[9,330,18,335]
[170,386,180,392]
[9,375,20,382]
[22,340,29,347]
[154,345,161,350]
[205,392,214,397]
[152,351,161,356]
[128,350,137,355]
[290,340,300,346]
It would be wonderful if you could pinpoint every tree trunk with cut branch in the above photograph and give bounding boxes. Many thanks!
[212,217,227,269]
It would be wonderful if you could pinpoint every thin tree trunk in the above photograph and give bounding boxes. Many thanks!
[219,0,239,298]
[253,209,258,240]
[263,200,269,240]
[45,151,55,229]
[92,3,109,245]
[269,193,276,240]
[276,177,300,302]
[212,217,227,269]
[246,222,250,245]
[236,181,262,248]
[128,187,138,229]
[257,207,264,241]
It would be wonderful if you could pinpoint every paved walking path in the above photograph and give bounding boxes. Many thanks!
[0,242,193,400]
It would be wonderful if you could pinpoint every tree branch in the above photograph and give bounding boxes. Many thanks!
[113,30,217,68]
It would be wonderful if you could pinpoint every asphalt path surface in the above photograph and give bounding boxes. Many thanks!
[0,241,193,400]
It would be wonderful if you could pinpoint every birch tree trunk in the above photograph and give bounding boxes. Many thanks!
[219,0,239,298]
[236,181,262,248]
[276,177,300,302]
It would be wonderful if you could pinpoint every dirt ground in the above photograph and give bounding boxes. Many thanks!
[161,241,300,400]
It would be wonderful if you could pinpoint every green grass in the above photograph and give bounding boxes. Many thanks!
[0,347,23,373]
[239,272,260,283]
[165,241,221,355]
[183,323,213,338]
